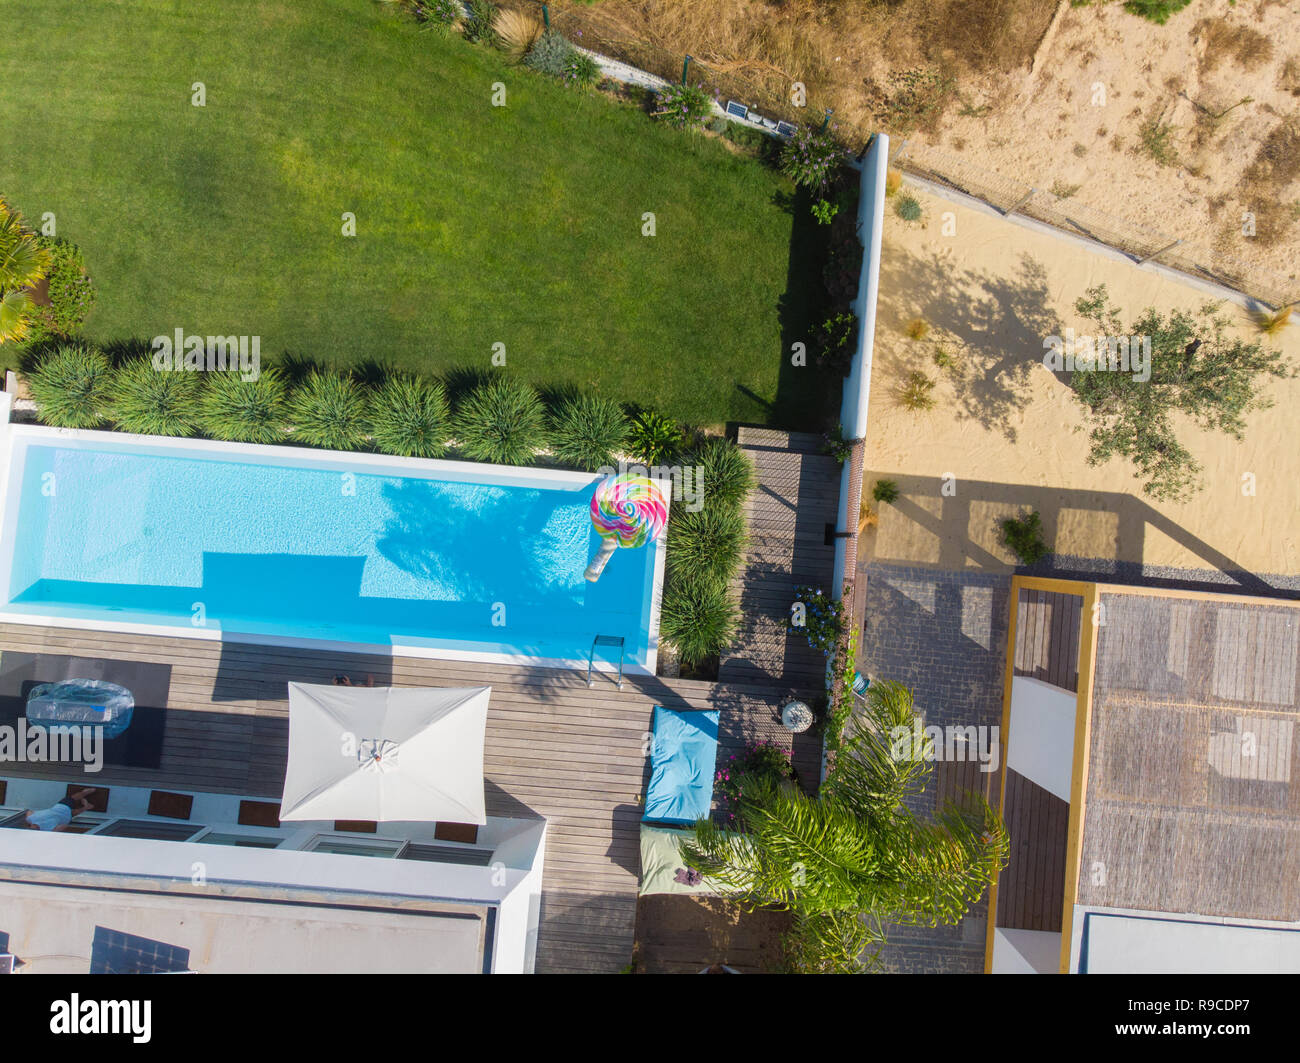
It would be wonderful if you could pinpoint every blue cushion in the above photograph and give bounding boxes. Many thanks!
[643,706,719,825]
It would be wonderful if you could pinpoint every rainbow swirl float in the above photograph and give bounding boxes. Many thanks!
[585,474,668,582]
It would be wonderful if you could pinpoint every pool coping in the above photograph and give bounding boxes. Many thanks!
[0,413,666,677]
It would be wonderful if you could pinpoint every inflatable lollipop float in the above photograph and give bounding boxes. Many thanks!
[584,473,668,582]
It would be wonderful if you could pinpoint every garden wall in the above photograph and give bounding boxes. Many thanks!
[832,133,888,596]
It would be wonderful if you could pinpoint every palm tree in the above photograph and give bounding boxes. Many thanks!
[0,207,51,345]
[682,679,1009,972]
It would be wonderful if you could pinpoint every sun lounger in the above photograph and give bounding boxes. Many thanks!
[642,706,719,826]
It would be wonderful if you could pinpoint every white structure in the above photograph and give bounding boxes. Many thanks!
[282,683,489,824]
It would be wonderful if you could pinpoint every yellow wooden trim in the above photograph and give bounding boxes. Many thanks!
[984,575,1024,973]
[1007,575,1092,596]
[1088,581,1300,608]
[1058,581,1100,973]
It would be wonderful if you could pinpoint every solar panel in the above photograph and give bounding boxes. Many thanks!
[776,120,797,137]
[725,100,748,119]
[90,927,190,975]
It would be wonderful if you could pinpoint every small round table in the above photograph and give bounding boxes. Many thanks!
[782,700,813,733]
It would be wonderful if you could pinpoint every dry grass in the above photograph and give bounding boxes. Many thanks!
[904,317,930,340]
[495,7,542,59]
[885,169,902,197]
[1256,305,1293,335]
[1282,57,1300,97]
[1197,17,1275,75]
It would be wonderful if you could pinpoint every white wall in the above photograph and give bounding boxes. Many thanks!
[992,927,1062,974]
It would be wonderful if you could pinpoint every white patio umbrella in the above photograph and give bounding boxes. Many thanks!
[281,682,490,825]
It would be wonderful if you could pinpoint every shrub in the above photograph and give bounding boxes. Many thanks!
[548,395,628,471]
[1000,510,1049,566]
[1123,0,1192,24]
[369,374,451,458]
[659,576,740,668]
[788,584,842,654]
[811,198,839,225]
[289,372,371,451]
[454,376,547,465]
[26,344,113,428]
[933,346,955,371]
[899,370,936,411]
[872,479,900,505]
[715,740,795,822]
[653,83,713,131]
[894,194,922,222]
[199,369,289,444]
[686,436,756,511]
[885,169,902,197]
[27,238,95,340]
[1137,115,1178,166]
[821,424,853,464]
[628,409,683,466]
[522,31,574,77]
[816,312,856,373]
[421,0,462,29]
[904,317,929,340]
[109,360,200,437]
[666,505,747,589]
[463,0,497,44]
[879,68,958,134]
[779,126,842,192]
[564,51,601,89]
[493,7,540,59]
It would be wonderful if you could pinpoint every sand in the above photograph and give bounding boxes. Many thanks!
[861,182,1300,580]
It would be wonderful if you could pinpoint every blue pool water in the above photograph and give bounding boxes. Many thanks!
[5,443,659,664]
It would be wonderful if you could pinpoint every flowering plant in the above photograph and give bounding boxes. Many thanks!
[715,740,795,824]
[789,584,843,653]
[653,83,713,131]
[779,126,842,192]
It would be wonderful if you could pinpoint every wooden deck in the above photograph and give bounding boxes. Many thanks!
[1013,588,1083,692]
[719,428,841,688]
[0,621,818,973]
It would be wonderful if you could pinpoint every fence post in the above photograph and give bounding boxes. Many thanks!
[1005,188,1036,217]
[1137,238,1183,266]
[889,138,909,165]
[541,3,549,30]
[681,55,691,85]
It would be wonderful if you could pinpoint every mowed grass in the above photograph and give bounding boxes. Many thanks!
[0,0,822,426]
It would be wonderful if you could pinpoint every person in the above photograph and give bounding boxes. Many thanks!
[23,788,95,831]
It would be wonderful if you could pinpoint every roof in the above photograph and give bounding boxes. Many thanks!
[1077,590,1300,924]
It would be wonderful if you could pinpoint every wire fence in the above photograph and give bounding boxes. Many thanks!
[890,140,1299,311]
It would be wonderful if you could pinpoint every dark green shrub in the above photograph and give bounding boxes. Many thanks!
[659,576,740,669]
[27,237,94,340]
[369,375,451,458]
[454,376,547,465]
[872,479,900,505]
[26,344,113,428]
[665,505,747,589]
[686,436,756,511]
[816,312,856,373]
[463,0,497,44]
[108,360,200,437]
[653,83,713,131]
[522,31,574,76]
[1122,0,1192,24]
[628,409,683,466]
[780,126,843,192]
[895,194,922,222]
[199,369,289,444]
[289,372,371,451]
[548,395,628,471]
[999,510,1049,566]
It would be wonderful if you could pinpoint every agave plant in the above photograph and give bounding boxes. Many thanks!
[199,369,289,444]
[288,371,371,451]
[548,395,628,471]
[25,344,114,428]
[682,679,1009,973]
[109,360,201,437]
[453,376,546,466]
[369,374,450,458]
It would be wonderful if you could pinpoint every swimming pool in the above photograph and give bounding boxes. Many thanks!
[0,427,665,670]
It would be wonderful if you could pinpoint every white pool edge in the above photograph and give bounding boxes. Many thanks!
[0,419,665,677]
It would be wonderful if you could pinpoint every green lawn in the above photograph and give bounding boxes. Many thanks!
[0,0,826,427]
